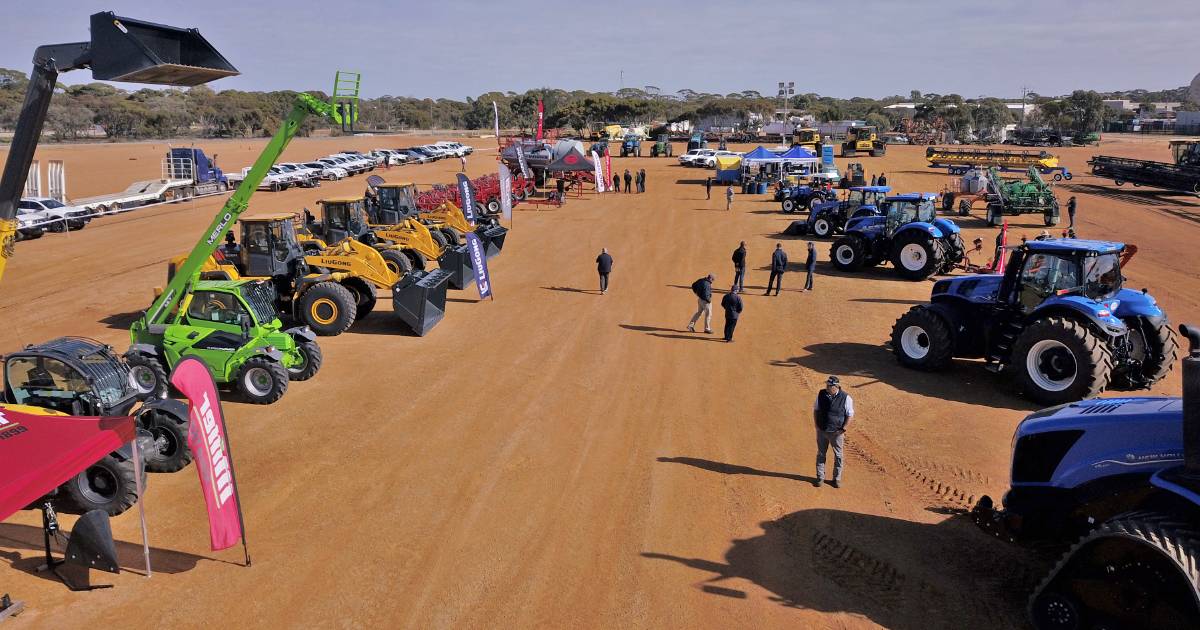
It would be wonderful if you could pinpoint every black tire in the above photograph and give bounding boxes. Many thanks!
[236,357,288,404]
[1111,319,1180,390]
[430,230,449,250]
[345,280,377,319]
[441,227,461,245]
[942,193,955,213]
[830,236,866,271]
[270,181,281,192]
[139,407,192,473]
[298,281,356,336]
[812,216,834,238]
[381,249,413,276]
[486,199,500,214]
[958,198,972,216]
[890,230,944,280]
[473,201,486,217]
[891,306,954,370]
[287,339,323,381]
[1064,173,1073,181]
[403,248,427,271]
[1011,316,1113,405]
[782,198,797,213]
[986,203,1002,227]
[64,454,140,516]
[125,352,169,399]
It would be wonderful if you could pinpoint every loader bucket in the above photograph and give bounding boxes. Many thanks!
[88,12,238,86]
[392,269,451,336]
[476,224,508,258]
[438,244,476,290]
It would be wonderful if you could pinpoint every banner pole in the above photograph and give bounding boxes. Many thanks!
[130,438,152,578]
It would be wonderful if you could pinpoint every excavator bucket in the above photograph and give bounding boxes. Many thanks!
[476,224,508,258]
[88,12,238,86]
[438,244,476,290]
[392,269,451,336]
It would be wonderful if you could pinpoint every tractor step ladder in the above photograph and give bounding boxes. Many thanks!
[988,320,1026,364]
[332,71,361,133]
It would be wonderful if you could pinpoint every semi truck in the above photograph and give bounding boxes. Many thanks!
[74,148,229,215]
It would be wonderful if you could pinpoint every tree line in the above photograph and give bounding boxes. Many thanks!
[0,67,1188,142]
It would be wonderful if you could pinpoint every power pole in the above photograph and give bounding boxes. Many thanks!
[619,69,624,91]
[1020,85,1028,127]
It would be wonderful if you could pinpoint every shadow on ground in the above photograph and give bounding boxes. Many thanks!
[641,508,1036,629]
[771,342,1040,411]
[98,311,143,330]
[657,456,818,484]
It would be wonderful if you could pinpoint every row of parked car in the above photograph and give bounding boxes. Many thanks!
[229,141,475,192]
[14,196,94,240]
[678,148,743,168]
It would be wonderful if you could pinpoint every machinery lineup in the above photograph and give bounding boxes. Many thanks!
[1,12,1199,630]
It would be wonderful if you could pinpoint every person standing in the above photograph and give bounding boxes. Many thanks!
[556,177,566,200]
[870,174,877,186]
[764,243,787,296]
[813,376,854,488]
[459,155,467,172]
[687,274,715,334]
[705,177,713,200]
[612,172,621,193]
[1067,195,1077,228]
[731,241,747,293]
[725,185,734,211]
[720,286,743,342]
[638,168,647,193]
[803,241,817,291]
[623,169,633,193]
[596,248,613,294]
[877,172,887,187]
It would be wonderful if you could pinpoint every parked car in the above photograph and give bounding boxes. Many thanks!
[302,161,348,180]
[678,148,713,167]
[19,197,90,231]
[412,146,446,161]
[275,163,321,187]
[370,149,407,166]
[397,148,432,163]
[15,208,48,240]
[321,155,367,175]
[697,150,742,168]
[228,167,292,191]
[433,141,472,157]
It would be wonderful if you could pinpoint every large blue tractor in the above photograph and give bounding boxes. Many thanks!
[970,324,1200,629]
[778,184,833,213]
[801,185,890,238]
[829,193,964,280]
[891,239,1178,405]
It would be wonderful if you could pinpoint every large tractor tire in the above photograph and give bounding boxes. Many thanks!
[942,193,955,213]
[287,339,323,381]
[380,249,413,276]
[891,306,955,370]
[139,407,192,473]
[812,215,835,238]
[986,203,1003,227]
[830,236,867,272]
[236,357,289,405]
[344,279,377,320]
[403,248,427,272]
[64,454,140,516]
[125,352,169,399]
[958,198,973,216]
[1028,511,1200,630]
[1011,316,1113,405]
[1110,319,1180,391]
[486,199,501,214]
[441,227,462,245]
[298,281,357,336]
[890,231,944,280]
[782,198,798,213]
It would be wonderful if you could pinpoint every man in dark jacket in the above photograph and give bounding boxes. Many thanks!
[803,241,817,291]
[638,168,647,193]
[612,173,621,193]
[720,286,743,342]
[623,169,633,193]
[1067,196,1077,228]
[731,241,747,293]
[596,248,613,294]
[877,172,887,187]
[813,375,854,488]
[687,273,714,333]
[705,177,712,200]
[764,243,787,296]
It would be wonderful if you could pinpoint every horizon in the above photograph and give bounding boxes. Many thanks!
[0,0,1197,100]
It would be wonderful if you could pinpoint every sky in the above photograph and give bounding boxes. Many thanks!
[1,0,1198,101]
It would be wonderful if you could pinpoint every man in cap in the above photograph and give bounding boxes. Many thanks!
[813,375,854,488]
[687,273,715,333]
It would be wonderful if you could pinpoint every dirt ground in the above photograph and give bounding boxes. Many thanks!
[1,133,1197,629]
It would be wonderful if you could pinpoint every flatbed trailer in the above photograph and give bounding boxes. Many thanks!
[1088,154,1200,195]
[926,146,1072,180]
[74,149,230,215]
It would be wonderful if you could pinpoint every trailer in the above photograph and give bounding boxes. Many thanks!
[926,146,1072,181]
[74,148,229,215]
[1088,155,1200,195]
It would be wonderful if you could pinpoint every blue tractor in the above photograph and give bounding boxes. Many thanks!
[800,185,890,238]
[891,239,1179,405]
[829,193,964,280]
[779,184,834,213]
[970,324,1200,629]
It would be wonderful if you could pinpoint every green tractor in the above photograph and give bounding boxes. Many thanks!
[126,72,361,404]
[984,166,1060,227]
[650,134,673,157]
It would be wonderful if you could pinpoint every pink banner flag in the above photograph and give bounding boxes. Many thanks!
[171,358,248,557]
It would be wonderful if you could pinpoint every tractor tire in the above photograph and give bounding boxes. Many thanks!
[64,454,140,516]
[125,352,169,399]
[812,216,834,238]
[403,249,427,271]
[474,201,487,217]
[958,198,972,216]
[986,203,1003,227]
[298,281,356,336]
[1011,316,1113,405]
[139,407,192,473]
[1110,319,1180,390]
[890,231,944,281]
[942,193,955,213]
[486,199,500,214]
[782,198,798,213]
[347,281,377,320]
[381,249,413,277]
[830,236,867,271]
[891,306,955,370]
[236,357,289,405]
[430,230,449,250]
[287,339,323,382]
[441,227,461,245]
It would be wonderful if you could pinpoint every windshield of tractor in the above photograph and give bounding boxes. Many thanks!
[189,290,253,326]
[4,355,119,408]
[1017,253,1080,311]
[885,199,935,231]
[242,282,280,325]
[1082,253,1123,298]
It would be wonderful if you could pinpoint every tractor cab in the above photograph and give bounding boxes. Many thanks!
[1170,139,1200,167]
[845,185,891,210]
[848,126,877,143]
[230,214,307,279]
[3,338,132,417]
[998,239,1126,314]
[793,127,821,148]
[370,183,418,224]
[882,194,938,235]
[313,197,373,245]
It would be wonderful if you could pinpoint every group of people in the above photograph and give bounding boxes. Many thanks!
[613,169,647,193]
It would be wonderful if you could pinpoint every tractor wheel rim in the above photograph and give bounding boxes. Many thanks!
[244,367,273,396]
[900,326,931,359]
[900,243,927,270]
[129,366,157,394]
[151,425,179,458]
[1038,594,1079,627]
[1027,339,1077,392]
[815,219,830,235]
[290,349,309,375]
[310,298,338,325]
[385,261,400,275]
[79,466,119,503]
[836,245,855,264]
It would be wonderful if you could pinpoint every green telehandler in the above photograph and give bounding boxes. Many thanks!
[125,72,365,404]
